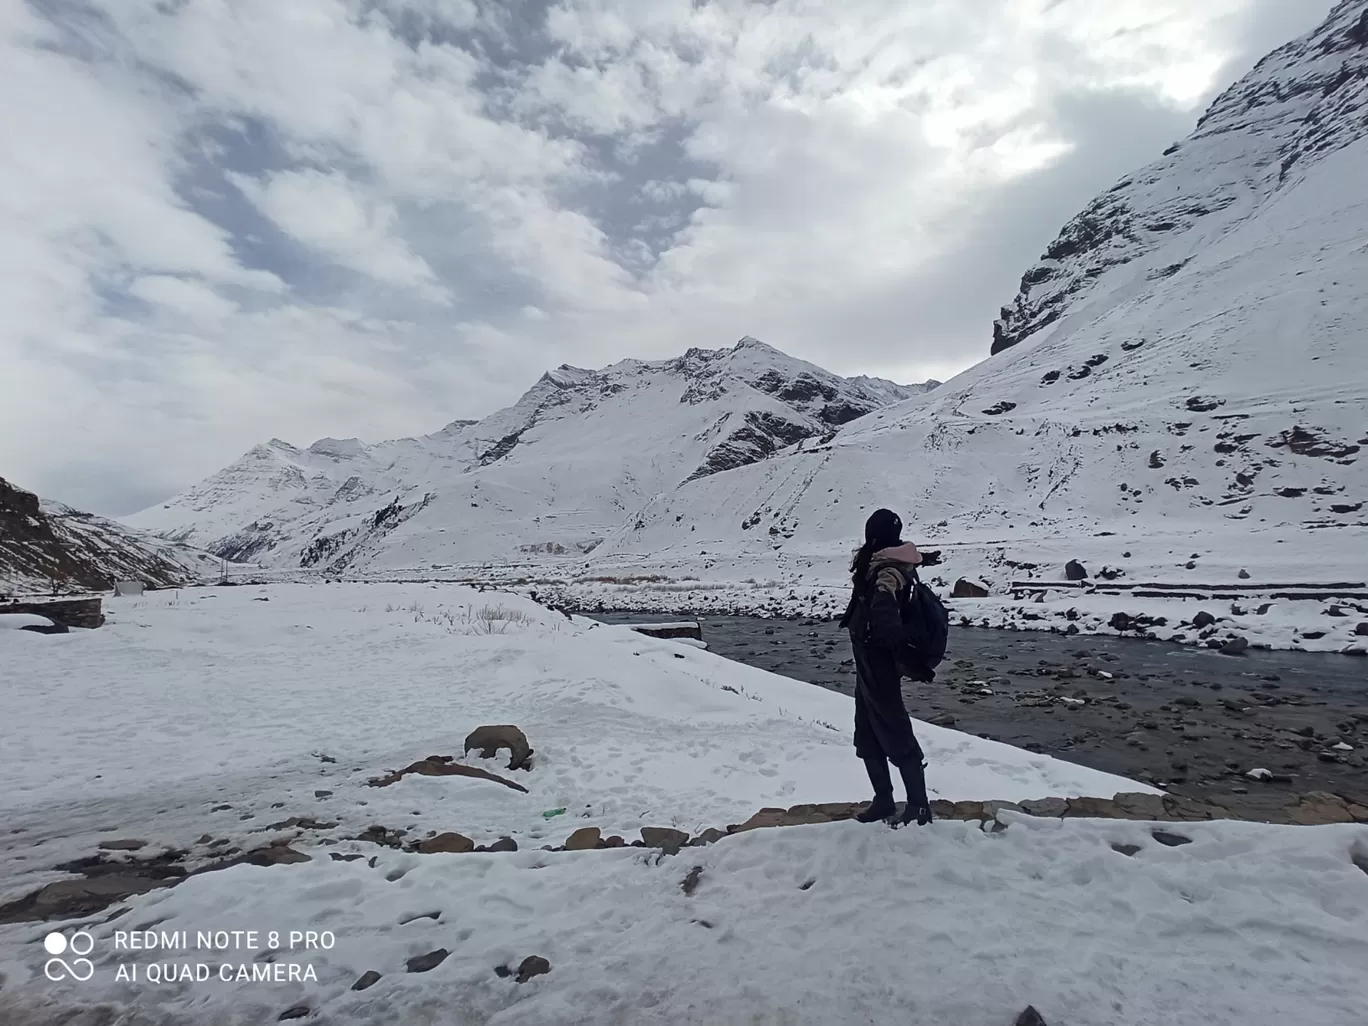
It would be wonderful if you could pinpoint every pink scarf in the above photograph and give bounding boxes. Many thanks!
[874,542,922,565]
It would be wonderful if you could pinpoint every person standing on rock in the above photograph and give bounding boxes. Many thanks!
[838,508,934,827]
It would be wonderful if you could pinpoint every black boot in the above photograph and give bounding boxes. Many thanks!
[856,756,896,822]
[896,761,933,827]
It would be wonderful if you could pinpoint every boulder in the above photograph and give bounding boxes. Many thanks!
[564,827,601,851]
[406,949,449,973]
[484,836,519,853]
[1018,798,1068,818]
[351,970,382,992]
[1111,793,1168,820]
[416,832,475,854]
[246,843,310,866]
[1064,560,1088,581]
[640,827,690,854]
[463,725,533,771]
[689,828,728,847]
[1238,569,1251,579]
[952,578,990,598]
[1062,797,1118,819]
[98,839,149,851]
[516,955,551,983]
[1192,611,1217,629]
[1016,1007,1048,1026]
[1220,636,1250,655]
[1356,622,1368,637]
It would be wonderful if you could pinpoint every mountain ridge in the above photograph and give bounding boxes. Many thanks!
[1,476,220,595]
[126,337,938,568]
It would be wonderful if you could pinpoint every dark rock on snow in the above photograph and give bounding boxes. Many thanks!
[463,724,534,771]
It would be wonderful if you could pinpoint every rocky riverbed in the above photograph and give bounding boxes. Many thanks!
[591,613,1368,805]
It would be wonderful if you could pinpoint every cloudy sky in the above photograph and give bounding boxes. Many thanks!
[1,0,1329,514]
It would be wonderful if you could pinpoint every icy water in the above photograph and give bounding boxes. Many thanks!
[589,612,1368,803]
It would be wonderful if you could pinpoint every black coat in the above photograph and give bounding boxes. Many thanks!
[843,559,925,767]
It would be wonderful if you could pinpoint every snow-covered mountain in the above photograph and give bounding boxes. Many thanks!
[0,476,220,595]
[126,338,932,569]
[582,0,1367,588]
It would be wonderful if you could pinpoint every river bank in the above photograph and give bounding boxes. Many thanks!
[590,612,1368,805]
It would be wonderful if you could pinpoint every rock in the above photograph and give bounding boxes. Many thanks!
[1111,843,1142,857]
[1192,611,1217,629]
[681,866,704,895]
[369,756,528,793]
[279,1005,310,1020]
[640,827,690,854]
[1064,560,1088,581]
[689,828,727,846]
[1018,797,1069,818]
[313,790,332,798]
[1111,793,1168,820]
[462,725,533,771]
[1295,725,1315,737]
[406,949,449,973]
[97,839,148,851]
[1356,623,1368,637]
[1174,696,1202,708]
[416,832,475,854]
[485,836,519,853]
[564,827,601,851]
[351,970,382,992]
[952,578,990,598]
[1220,637,1249,655]
[515,955,551,983]
[1286,792,1359,825]
[927,712,957,727]
[1238,569,1251,579]
[1151,830,1193,847]
[11,874,168,922]
[246,843,311,866]
[1015,1007,1049,1026]
[1063,797,1119,819]
[1245,768,1273,781]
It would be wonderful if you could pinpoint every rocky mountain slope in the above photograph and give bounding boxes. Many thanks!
[584,0,1366,591]
[0,477,220,595]
[126,339,934,569]
[993,0,1368,356]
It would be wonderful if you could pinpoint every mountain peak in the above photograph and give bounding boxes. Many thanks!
[991,0,1368,356]
[307,437,367,459]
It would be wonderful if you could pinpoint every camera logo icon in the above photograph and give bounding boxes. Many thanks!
[43,931,95,981]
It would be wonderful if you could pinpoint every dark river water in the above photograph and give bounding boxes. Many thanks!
[589,612,1368,803]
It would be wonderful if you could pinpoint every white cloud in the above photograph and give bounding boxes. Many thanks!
[130,275,240,323]
[0,0,1333,514]
[232,169,449,301]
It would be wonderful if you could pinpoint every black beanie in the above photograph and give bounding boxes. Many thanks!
[864,508,902,548]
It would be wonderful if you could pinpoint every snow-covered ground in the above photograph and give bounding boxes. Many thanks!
[3,582,1367,1025]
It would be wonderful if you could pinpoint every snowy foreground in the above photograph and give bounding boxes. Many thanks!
[3,583,1367,1025]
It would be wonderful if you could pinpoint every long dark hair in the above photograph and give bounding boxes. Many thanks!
[850,508,903,587]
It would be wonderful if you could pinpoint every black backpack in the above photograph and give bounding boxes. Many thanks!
[849,564,950,681]
[897,568,950,671]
